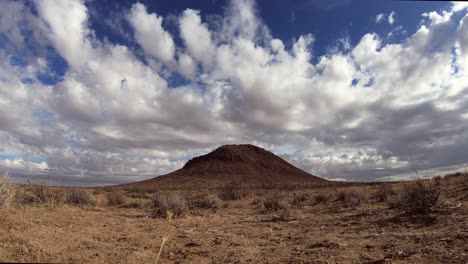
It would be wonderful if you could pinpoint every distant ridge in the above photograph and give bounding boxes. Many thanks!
[125,144,325,189]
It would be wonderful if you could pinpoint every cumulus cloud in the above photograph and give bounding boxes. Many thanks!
[35,0,92,68]
[128,3,175,65]
[0,0,468,184]
[179,9,217,69]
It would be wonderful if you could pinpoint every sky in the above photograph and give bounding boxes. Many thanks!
[1,0,468,185]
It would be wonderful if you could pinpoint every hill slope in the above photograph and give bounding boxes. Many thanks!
[126,144,325,189]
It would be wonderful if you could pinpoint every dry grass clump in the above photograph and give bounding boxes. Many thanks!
[262,195,292,214]
[20,184,96,206]
[151,193,188,218]
[390,179,440,215]
[260,192,307,218]
[290,192,308,207]
[374,183,396,202]
[314,193,329,204]
[107,192,128,206]
[220,181,247,201]
[126,192,153,199]
[336,189,367,207]
[124,199,146,208]
[0,173,16,210]
[25,182,68,205]
[66,189,96,206]
[189,193,224,210]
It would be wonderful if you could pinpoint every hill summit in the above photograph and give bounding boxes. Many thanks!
[127,144,324,189]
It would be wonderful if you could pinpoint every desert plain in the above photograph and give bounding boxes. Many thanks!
[1,145,467,264]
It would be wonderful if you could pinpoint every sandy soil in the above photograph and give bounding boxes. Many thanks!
[1,176,467,264]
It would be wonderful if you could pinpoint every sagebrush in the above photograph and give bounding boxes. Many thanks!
[336,189,366,207]
[314,193,329,204]
[220,181,247,200]
[290,192,308,207]
[391,179,440,215]
[0,173,16,210]
[189,193,224,210]
[151,193,188,218]
[26,181,67,205]
[107,192,128,206]
[261,195,292,219]
[374,183,396,202]
[66,189,96,205]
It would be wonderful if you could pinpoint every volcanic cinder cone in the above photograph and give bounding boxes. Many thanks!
[126,144,325,189]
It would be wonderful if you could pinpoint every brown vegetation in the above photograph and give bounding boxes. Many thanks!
[107,192,128,206]
[0,173,15,210]
[66,189,96,206]
[314,193,329,204]
[219,181,247,200]
[151,192,188,218]
[336,189,367,207]
[24,181,68,205]
[391,178,441,215]
[188,193,224,210]
[374,183,396,202]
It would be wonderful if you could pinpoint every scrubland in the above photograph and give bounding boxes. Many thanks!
[1,173,467,263]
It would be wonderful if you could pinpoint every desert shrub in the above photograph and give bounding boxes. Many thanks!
[290,192,308,207]
[0,173,16,210]
[25,182,68,205]
[391,179,440,215]
[19,191,41,203]
[91,189,103,195]
[126,191,152,199]
[374,183,396,202]
[336,189,366,207]
[151,193,188,218]
[189,193,224,210]
[220,181,247,201]
[66,189,96,205]
[28,180,49,203]
[260,195,292,220]
[107,192,128,206]
[262,195,291,213]
[124,199,146,208]
[314,193,329,204]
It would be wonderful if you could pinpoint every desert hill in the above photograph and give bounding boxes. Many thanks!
[126,144,325,189]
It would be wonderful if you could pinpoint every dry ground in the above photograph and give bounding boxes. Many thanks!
[1,175,468,263]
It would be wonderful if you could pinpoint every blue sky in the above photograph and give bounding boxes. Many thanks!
[85,0,450,54]
[1,0,468,185]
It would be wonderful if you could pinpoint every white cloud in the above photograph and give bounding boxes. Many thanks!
[177,52,197,78]
[422,10,452,25]
[452,2,468,12]
[0,0,468,183]
[375,13,385,23]
[375,12,395,25]
[388,11,395,24]
[220,0,269,42]
[128,3,175,65]
[179,9,216,69]
[0,159,48,171]
[35,0,92,68]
